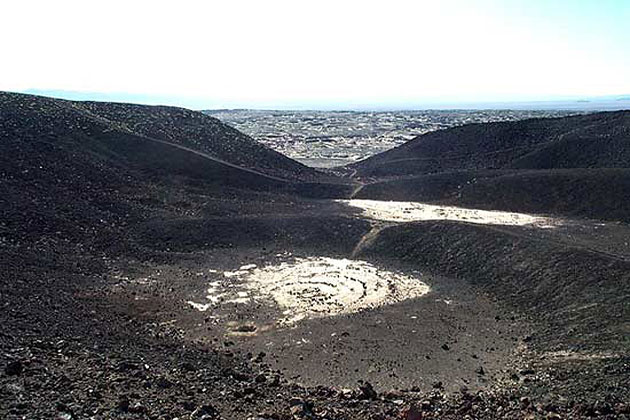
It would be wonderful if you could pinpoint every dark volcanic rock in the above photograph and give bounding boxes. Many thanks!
[1,91,628,420]
[351,110,630,222]
[358,381,378,400]
[351,111,630,177]
[4,361,23,376]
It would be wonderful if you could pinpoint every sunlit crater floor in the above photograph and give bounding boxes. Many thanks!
[186,200,561,328]
[187,256,430,325]
[340,199,561,227]
[122,199,579,390]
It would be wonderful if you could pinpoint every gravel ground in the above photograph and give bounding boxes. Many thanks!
[1,92,628,419]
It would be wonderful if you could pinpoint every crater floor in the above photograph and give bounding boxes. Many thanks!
[188,256,430,325]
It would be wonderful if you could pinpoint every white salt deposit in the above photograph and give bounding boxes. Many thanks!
[339,199,559,227]
[186,301,213,312]
[237,257,429,324]
[186,257,430,325]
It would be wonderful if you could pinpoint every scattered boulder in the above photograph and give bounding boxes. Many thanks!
[234,324,257,333]
[358,381,378,400]
[181,400,196,411]
[191,404,218,418]
[232,371,251,382]
[116,360,139,372]
[117,397,130,412]
[181,361,197,372]
[156,376,173,388]
[5,360,23,376]
[399,403,422,420]
[288,398,314,418]
[129,402,147,414]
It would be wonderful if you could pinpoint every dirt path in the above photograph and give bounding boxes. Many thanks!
[351,222,390,258]
[70,102,293,183]
[349,182,364,198]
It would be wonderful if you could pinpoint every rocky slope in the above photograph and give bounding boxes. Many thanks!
[1,93,628,419]
[354,168,630,222]
[0,91,333,183]
[350,111,630,223]
[350,111,630,178]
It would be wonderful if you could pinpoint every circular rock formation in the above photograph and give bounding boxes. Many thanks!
[238,257,430,324]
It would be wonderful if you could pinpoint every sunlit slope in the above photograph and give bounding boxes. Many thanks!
[0,92,351,247]
[350,111,630,177]
[351,111,630,221]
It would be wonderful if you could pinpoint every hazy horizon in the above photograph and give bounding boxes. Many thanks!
[2,0,629,109]
[13,89,630,112]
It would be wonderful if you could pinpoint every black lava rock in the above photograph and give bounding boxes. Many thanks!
[5,361,23,376]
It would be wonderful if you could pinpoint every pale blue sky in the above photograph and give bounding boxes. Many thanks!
[2,0,629,109]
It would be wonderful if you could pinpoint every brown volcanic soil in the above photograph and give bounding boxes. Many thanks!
[1,93,629,419]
